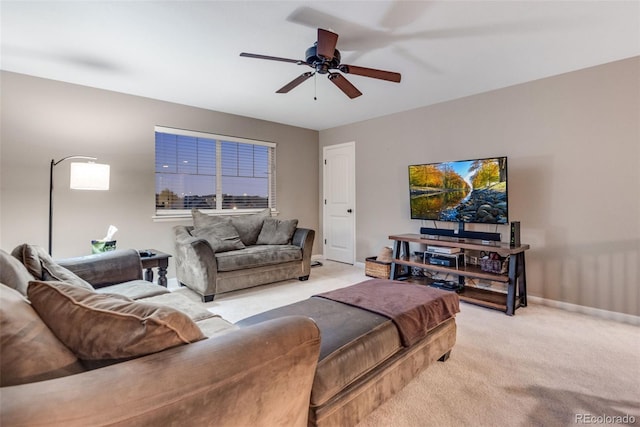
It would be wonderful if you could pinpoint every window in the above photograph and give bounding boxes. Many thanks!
[155,126,276,215]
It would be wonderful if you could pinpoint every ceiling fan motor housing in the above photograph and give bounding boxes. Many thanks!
[305,44,340,74]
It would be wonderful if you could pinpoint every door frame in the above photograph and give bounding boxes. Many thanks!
[322,141,356,264]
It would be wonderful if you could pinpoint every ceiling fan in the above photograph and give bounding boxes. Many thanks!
[240,28,401,99]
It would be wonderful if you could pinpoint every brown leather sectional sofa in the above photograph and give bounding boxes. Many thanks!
[1,245,457,427]
[0,247,320,427]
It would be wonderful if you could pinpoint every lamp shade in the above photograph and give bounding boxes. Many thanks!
[69,162,110,190]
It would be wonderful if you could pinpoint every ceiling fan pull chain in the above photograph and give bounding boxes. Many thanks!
[314,73,317,101]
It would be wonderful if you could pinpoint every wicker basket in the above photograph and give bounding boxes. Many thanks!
[365,256,391,279]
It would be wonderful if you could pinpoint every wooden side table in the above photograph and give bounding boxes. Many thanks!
[139,250,172,287]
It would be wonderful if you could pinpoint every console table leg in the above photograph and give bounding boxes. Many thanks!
[144,268,153,283]
[519,252,528,307]
[158,267,168,287]
[390,240,402,279]
[401,242,410,277]
[506,254,518,315]
[139,251,172,288]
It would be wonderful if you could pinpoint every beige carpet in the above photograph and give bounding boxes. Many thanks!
[169,261,640,427]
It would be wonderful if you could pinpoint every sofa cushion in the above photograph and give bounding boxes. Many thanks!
[196,316,239,338]
[191,208,271,246]
[27,281,205,361]
[257,218,298,245]
[0,284,84,386]
[0,249,36,296]
[140,292,216,322]
[94,280,170,300]
[230,208,271,246]
[192,208,227,229]
[12,244,93,290]
[57,249,144,287]
[11,244,43,280]
[191,222,245,253]
[215,245,302,272]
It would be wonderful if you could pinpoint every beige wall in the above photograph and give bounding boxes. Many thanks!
[0,71,320,278]
[319,57,640,316]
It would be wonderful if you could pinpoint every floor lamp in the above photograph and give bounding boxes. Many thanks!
[49,156,110,255]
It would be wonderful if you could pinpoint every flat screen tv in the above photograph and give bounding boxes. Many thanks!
[408,156,508,224]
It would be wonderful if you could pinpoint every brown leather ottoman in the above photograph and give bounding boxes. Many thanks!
[236,282,458,427]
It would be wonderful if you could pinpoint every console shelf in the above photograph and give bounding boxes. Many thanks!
[393,256,510,283]
[389,233,530,315]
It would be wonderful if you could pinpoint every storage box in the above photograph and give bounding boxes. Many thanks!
[365,256,391,279]
[479,254,509,274]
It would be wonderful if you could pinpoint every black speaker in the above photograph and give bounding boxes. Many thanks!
[459,230,501,242]
[420,227,501,242]
[510,221,521,247]
[419,227,457,238]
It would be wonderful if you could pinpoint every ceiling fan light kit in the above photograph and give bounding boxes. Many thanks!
[240,28,401,99]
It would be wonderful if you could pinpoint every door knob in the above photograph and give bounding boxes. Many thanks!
[347,209,353,213]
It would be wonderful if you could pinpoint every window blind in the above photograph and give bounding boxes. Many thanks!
[154,126,276,214]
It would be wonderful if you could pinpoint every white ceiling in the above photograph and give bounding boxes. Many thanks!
[2,1,639,131]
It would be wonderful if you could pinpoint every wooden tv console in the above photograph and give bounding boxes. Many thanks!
[389,233,530,315]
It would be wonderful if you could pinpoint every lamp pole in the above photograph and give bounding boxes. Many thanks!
[48,155,97,255]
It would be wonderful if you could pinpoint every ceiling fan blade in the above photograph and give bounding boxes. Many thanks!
[317,28,338,59]
[276,72,314,93]
[339,64,401,83]
[287,7,357,35]
[328,73,362,99]
[240,52,302,64]
[378,1,431,31]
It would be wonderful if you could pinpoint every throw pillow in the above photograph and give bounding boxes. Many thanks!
[191,222,246,253]
[27,281,205,361]
[230,208,271,246]
[256,218,299,245]
[0,284,84,386]
[191,208,228,229]
[12,244,93,290]
[11,243,43,280]
[0,249,36,296]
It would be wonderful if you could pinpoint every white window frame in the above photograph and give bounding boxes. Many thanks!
[154,126,276,218]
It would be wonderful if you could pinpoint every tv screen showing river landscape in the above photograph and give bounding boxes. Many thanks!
[408,157,508,224]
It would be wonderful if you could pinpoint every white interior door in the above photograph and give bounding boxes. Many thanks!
[323,142,355,264]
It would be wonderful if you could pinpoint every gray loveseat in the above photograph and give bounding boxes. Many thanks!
[0,245,321,427]
[173,209,315,302]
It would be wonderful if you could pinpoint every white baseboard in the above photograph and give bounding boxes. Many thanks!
[528,295,640,326]
[312,256,365,269]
